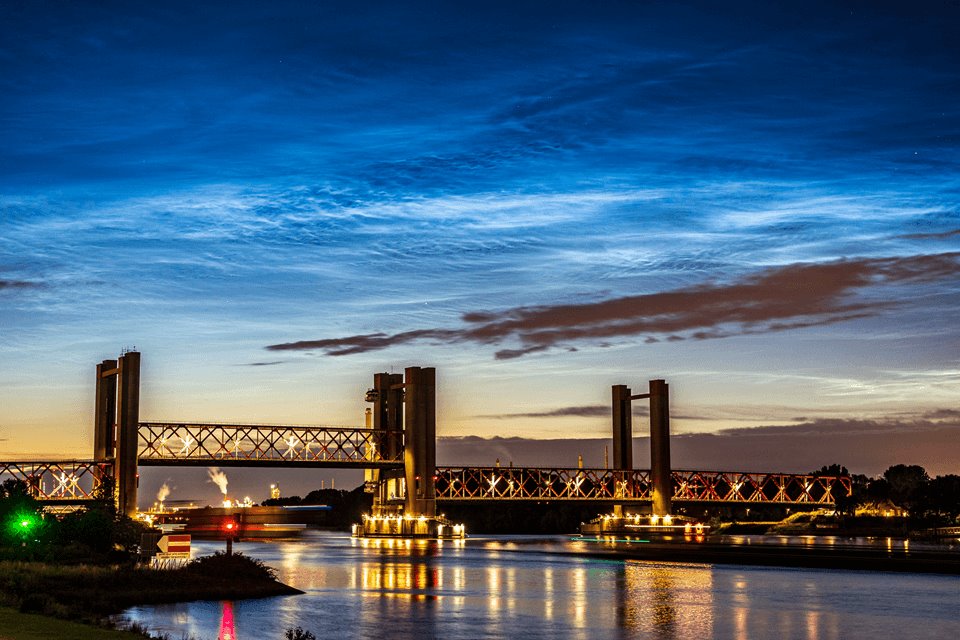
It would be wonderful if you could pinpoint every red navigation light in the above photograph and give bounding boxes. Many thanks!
[222,519,237,533]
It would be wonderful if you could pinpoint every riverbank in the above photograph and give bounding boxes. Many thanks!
[571,537,960,574]
[0,554,301,636]
[713,512,958,540]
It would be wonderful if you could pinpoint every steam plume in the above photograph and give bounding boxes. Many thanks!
[207,467,229,495]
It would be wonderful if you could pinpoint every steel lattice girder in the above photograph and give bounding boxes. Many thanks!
[435,467,652,501]
[0,460,108,501]
[137,422,404,468]
[671,470,851,503]
[435,467,851,504]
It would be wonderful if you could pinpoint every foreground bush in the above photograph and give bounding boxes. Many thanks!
[0,554,299,622]
[186,551,277,581]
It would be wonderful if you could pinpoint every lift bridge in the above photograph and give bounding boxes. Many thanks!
[0,352,850,523]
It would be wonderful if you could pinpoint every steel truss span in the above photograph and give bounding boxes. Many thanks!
[672,470,851,504]
[435,467,851,504]
[0,460,108,502]
[137,422,404,467]
[435,467,652,501]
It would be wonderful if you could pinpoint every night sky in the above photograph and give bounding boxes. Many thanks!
[1,1,958,502]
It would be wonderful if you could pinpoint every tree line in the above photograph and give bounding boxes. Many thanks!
[817,463,960,524]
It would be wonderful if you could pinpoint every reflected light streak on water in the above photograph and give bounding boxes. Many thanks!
[217,601,235,640]
[505,566,517,614]
[120,532,960,640]
[572,566,586,627]
[543,567,554,621]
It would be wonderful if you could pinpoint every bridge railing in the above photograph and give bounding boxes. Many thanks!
[0,460,109,502]
[436,467,851,504]
[138,422,404,467]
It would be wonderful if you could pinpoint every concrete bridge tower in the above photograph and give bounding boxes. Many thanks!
[357,365,460,537]
[612,378,672,517]
[403,366,436,518]
[93,350,140,518]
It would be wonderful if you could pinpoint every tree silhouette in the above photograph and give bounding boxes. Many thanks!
[883,465,930,512]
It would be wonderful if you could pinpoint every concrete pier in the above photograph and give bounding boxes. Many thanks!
[116,351,140,518]
[649,379,672,518]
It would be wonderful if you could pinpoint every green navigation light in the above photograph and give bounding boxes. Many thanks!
[8,512,39,537]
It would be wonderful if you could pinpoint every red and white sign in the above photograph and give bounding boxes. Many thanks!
[157,534,191,555]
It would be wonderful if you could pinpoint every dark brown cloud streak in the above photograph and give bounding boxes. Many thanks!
[477,404,713,420]
[899,228,960,240]
[0,279,40,290]
[266,253,959,358]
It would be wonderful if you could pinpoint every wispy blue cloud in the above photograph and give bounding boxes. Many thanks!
[1,0,959,457]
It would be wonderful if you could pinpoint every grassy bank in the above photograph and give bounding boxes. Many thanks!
[0,553,301,634]
[0,607,150,640]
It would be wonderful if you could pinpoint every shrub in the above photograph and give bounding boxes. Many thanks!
[186,552,277,581]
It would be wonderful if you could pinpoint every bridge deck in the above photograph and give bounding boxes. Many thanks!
[0,460,108,501]
[435,467,850,504]
[137,422,403,467]
[1,460,850,506]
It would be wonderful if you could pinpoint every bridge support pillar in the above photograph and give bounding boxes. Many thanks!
[403,366,436,518]
[94,359,118,462]
[611,384,633,517]
[116,351,141,518]
[357,366,465,539]
[369,372,404,509]
[649,379,671,517]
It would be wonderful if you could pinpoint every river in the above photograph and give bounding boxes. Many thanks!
[122,532,960,640]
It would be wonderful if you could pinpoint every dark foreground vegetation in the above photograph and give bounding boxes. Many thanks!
[0,478,149,564]
[0,478,299,637]
[0,552,299,622]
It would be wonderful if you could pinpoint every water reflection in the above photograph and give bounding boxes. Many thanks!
[121,533,960,640]
[358,560,441,595]
[543,567,554,621]
[217,601,236,640]
[650,568,677,637]
[615,562,713,638]
[571,566,586,626]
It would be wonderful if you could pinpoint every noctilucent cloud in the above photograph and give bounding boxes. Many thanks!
[1,2,959,475]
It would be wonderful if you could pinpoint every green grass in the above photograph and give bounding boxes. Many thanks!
[0,607,147,640]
